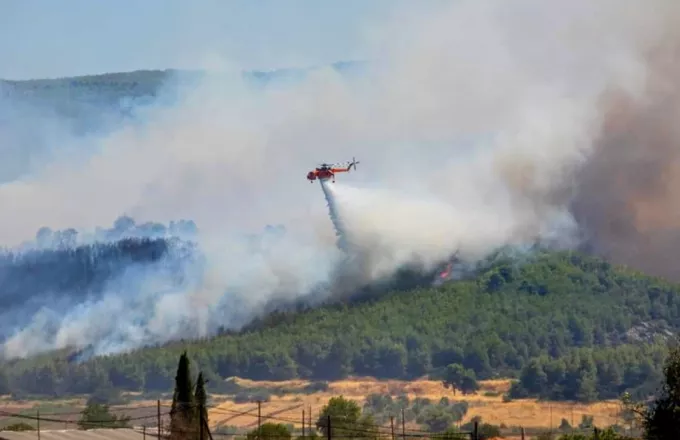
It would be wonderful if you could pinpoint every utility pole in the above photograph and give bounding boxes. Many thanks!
[157,399,162,440]
[257,400,262,440]
[401,408,405,440]
[202,415,215,440]
[327,415,331,440]
[200,403,204,440]
[390,416,395,440]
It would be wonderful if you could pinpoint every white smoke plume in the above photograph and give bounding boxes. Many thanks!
[1,0,678,359]
[320,179,350,253]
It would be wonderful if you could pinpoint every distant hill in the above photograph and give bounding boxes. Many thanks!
[1,249,676,403]
[0,60,368,100]
[0,61,367,182]
[0,61,367,130]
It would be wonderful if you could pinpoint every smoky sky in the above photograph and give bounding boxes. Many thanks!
[567,21,680,280]
[1,0,680,359]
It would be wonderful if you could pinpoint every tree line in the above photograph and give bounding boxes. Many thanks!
[0,215,199,312]
[1,61,365,97]
[102,346,680,439]
[0,236,192,310]
[0,70,173,97]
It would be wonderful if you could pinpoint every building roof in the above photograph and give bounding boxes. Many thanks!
[0,428,153,440]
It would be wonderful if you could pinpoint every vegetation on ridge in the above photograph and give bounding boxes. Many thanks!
[1,250,678,404]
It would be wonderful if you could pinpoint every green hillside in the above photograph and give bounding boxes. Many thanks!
[1,250,677,402]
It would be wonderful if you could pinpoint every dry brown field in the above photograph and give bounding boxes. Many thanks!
[206,377,623,431]
[0,377,625,436]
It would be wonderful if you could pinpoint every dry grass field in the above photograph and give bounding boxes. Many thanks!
[0,377,625,435]
[206,377,624,432]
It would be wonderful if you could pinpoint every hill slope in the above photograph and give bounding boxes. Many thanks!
[0,216,201,360]
[1,250,676,402]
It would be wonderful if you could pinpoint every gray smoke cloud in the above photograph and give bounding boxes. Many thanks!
[1,0,679,359]
[567,19,680,280]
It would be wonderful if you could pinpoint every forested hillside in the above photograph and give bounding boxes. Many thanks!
[1,250,676,402]
[0,216,202,360]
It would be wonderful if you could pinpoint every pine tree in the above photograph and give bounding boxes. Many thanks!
[169,351,196,439]
[195,372,209,440]
[642,343,680,440]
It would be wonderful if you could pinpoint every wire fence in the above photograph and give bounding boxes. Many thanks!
[0,399,645,440]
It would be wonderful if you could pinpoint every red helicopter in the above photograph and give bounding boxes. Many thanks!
[307,157,359,183]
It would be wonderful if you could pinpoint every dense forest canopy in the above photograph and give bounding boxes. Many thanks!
[1,249,677,403]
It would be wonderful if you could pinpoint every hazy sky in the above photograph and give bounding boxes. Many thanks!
[0,0,406,80]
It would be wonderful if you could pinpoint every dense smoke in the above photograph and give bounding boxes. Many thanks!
[1,0,680,359]
[568,24,680,280]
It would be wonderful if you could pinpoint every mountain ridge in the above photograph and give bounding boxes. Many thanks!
[0,249,676,404]
[0,60,368,85]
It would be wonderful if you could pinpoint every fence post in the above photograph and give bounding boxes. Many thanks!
[520,426,524,440]
[37,409,40,440]
[473,420,478,440]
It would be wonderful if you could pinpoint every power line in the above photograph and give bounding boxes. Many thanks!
[203,405,441,438]
[0,403,161,417]
[0,408,163,426]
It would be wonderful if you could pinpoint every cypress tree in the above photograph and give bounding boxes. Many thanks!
[170,351,195,438]
[195,371,209,440]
